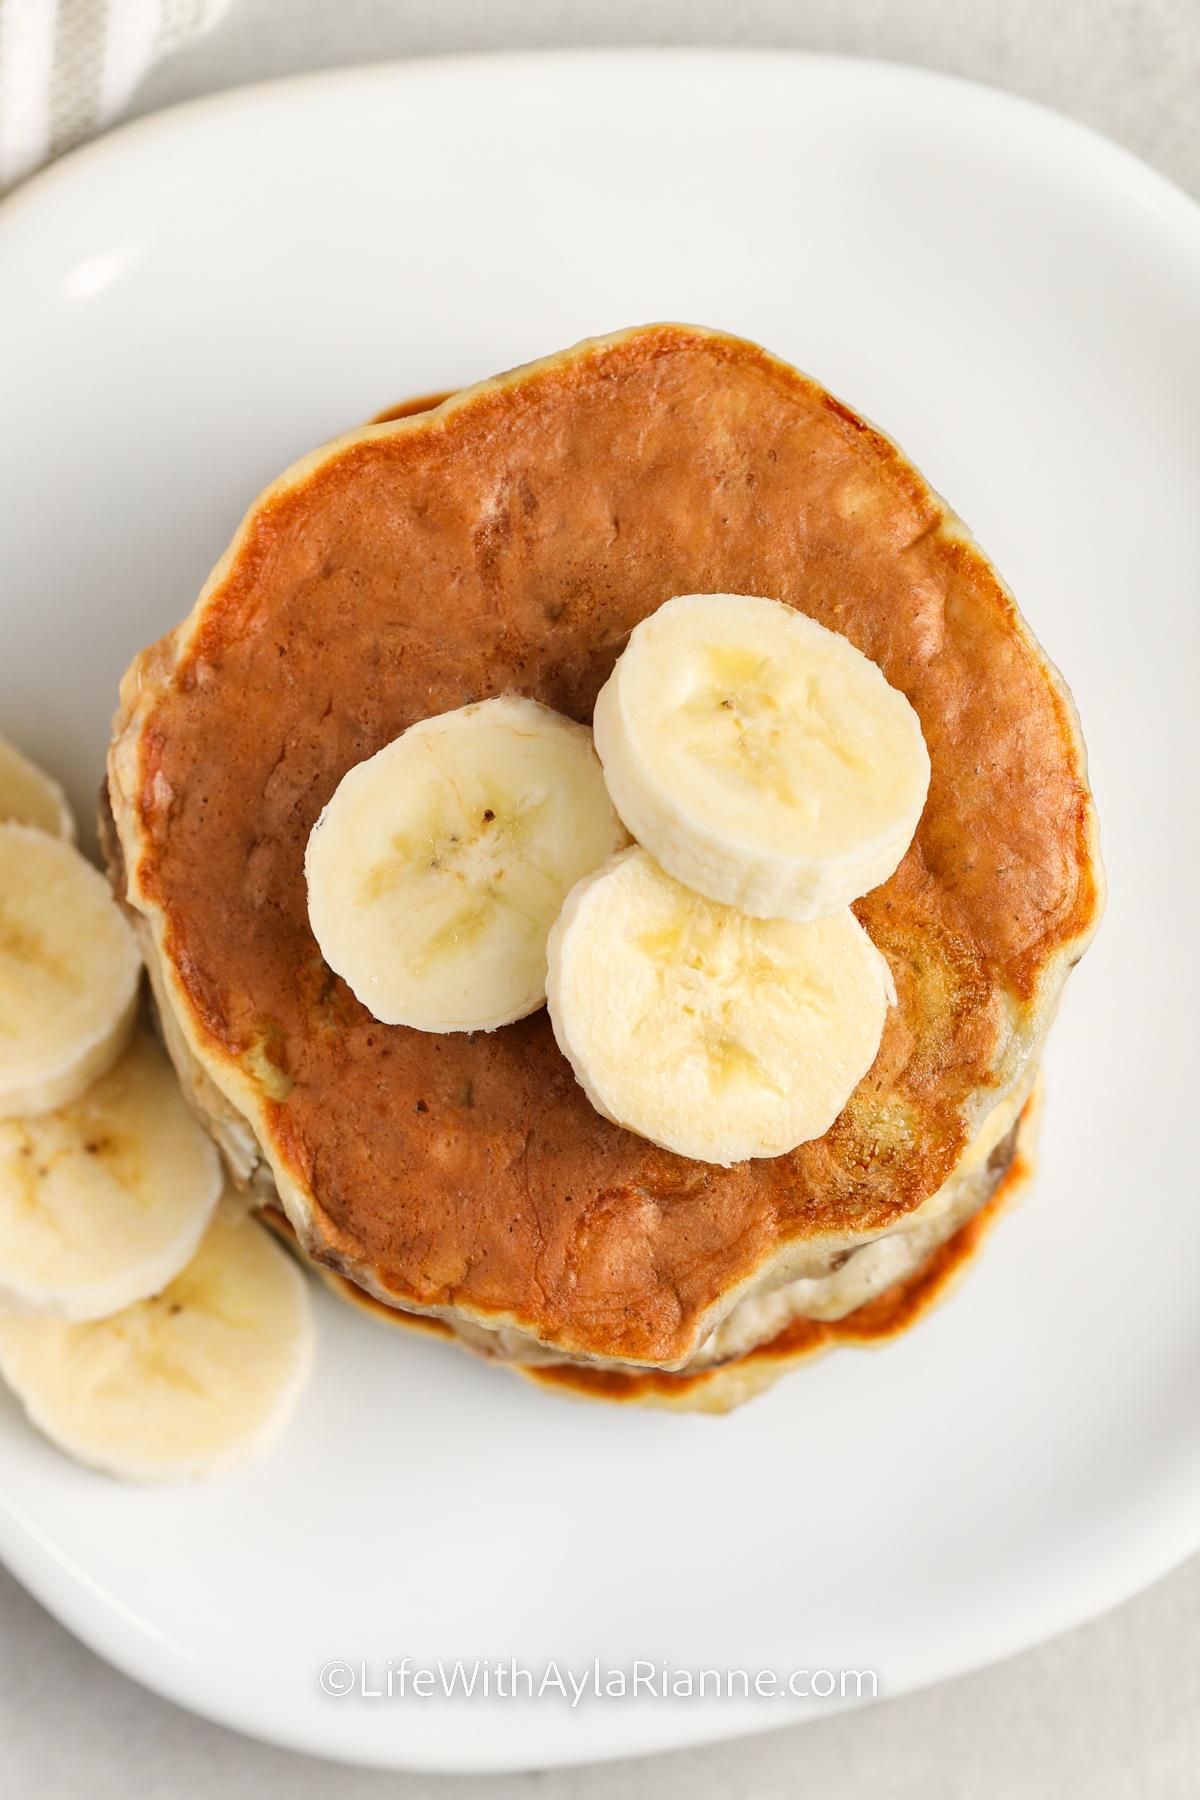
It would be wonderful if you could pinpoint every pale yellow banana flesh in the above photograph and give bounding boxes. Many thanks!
[0,1202,315,1483]
[0,824,141,1119]
[592,593,931,921]
[0,735,74,840]
[546,847,894,1166]
[0,1027,224,1320]
[306,695,628,1031]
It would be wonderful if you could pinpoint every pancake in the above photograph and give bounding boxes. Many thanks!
[106,324,1103,1373]
[263,1075,1041,1413]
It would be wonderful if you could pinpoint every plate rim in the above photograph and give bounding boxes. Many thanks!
[5,41,1200,240]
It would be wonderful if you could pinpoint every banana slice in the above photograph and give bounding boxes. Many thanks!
[306,695,629,1031]
[546,847,895,1166]
[592,593,931,921]
[0,824,141,1119]
[0,1201,315,1482]
[0,734,74,839]
[0,1027,224,1320]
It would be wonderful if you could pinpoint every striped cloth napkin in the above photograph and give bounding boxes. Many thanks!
[0,0,231,191]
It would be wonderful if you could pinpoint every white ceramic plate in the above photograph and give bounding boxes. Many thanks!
[1,48,1198,1776]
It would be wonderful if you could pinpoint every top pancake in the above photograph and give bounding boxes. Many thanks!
[107,325,1102,1367]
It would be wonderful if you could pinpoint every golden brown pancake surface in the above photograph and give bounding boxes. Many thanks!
[108,325,1102,1367]
[260,1074,1041,1414]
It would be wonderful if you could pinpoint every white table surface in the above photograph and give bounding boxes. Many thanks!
[6,4,1200,1795]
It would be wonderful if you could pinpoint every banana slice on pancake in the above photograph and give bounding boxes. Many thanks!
[0,735,74,840]
[306,695,628,1031]
[0,824,141,1119]
[546,846,895,1166]
[592,593,931,921]
[0,1027,223,1320]
[0,1201,315,1482]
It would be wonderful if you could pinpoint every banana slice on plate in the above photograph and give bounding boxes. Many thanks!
[0,823,141,1118]
[546,847,895,1166]
[592,593,931,921]
[0,1200,315,1483]
[0,1027,223,1320]
[0,734,74,839]
[306,695,628,1031]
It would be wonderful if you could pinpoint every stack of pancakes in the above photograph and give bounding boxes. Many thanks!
[104,325,1103,1412]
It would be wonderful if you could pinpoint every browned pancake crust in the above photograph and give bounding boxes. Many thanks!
[108,325,1101,1367]
[261,1205,459,1339]
[263,1078,1038,1413]
[520,1096,1036,1410]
